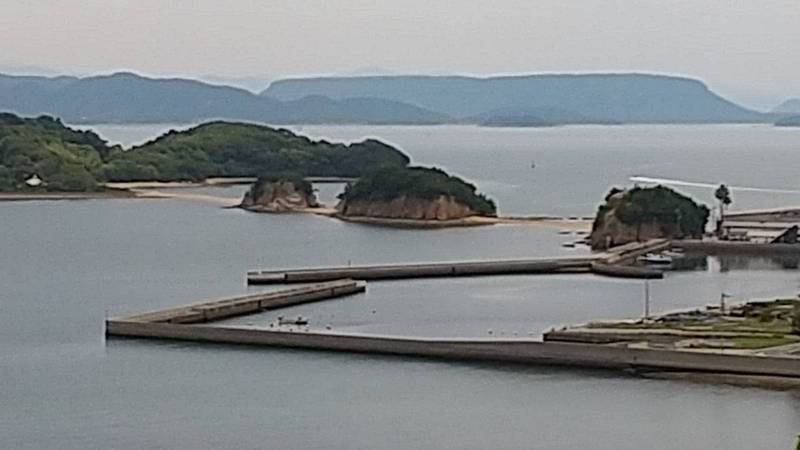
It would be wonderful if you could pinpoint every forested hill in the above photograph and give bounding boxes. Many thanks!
[0,72,447,125]
[107,121,410,181]
[0,113,410,191]
[0,113,117,191]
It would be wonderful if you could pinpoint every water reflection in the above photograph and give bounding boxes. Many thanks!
[716,254,800,271]
[667,253,800,272]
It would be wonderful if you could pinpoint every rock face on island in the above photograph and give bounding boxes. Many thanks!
[240,176,318,212]
[336,166,496,221]
[590,186,709,250]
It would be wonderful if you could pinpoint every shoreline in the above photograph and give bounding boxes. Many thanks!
[333,214,592,230]
[0,188,595,230]
[241,208,593,230]
[0,190,136,201]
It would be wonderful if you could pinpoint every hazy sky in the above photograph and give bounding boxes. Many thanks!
[1,0,797,109]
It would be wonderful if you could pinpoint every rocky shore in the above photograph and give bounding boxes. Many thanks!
[240,178,319,213]
[336,195,482,222]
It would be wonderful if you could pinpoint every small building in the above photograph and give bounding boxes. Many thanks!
[24,174,43,187]
[720,208,800,244]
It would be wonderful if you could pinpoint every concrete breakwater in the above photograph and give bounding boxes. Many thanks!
[248,257,596,284]
[121,279,366,324]
[589,261,663,279]
[247,239,671,284]
[106,274,800,382]
[107,321,800,379]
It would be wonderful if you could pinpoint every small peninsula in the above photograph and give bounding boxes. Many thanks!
[335,166,496,226]
[240,174,319,212]
[590,185,709,249]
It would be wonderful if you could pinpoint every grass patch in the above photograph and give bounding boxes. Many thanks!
[730,336,798,349]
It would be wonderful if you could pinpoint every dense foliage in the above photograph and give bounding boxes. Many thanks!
[0,113,410,191]
[595,185,710,238]
[105,121,410,181]
[0,113,117,191]
[339,166,496,216]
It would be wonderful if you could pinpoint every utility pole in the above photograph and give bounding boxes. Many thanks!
[644,280,651,321]
[720,292,730,315]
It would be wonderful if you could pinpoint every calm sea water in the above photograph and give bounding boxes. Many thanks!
[3,124,800,449]
[80,123,800,216]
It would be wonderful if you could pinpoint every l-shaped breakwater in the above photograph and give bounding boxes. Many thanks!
[106,278,800,383]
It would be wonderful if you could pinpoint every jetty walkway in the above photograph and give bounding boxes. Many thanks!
[247,239,671,284]
[119,279,366,325]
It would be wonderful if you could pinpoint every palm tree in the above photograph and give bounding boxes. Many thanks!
[714,184,732,237]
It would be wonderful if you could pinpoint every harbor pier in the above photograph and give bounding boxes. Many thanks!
[247,239,670,284]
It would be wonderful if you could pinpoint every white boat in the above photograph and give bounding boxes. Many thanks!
[662,249,685,258]
[637,253,673,265]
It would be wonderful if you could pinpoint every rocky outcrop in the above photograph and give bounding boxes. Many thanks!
[240,180,318,212]
[590,212,679,250]
[590,186,709,250]
[337,195,484,221]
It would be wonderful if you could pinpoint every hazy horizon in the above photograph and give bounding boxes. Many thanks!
[1,0,798,110]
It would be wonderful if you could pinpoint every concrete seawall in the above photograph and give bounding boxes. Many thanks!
[247,257,597,284]
[590,262,663,279]
[106,322,800,378]
[123,279,366,324]
[247,239,671,284]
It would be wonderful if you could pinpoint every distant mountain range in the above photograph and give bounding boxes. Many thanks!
[0,72,446,125]
[0,71,774,125]
[265,74,766,124]
[772,98,800,114]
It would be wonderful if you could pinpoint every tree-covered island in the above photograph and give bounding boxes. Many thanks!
[0,113,409,191]
[1,112,498,225]
[590,185,710,249]
[336,166,497,222]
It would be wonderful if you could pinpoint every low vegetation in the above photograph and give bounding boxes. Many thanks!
[587,299,800,350]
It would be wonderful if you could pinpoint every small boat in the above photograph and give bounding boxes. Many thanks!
[557,229,573,235]
[637,253,673,265]
[562,242,576,248]
[278,316,309,326]
[662,250,685,258]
